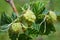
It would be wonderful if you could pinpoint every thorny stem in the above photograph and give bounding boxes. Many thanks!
[6,0,18,16]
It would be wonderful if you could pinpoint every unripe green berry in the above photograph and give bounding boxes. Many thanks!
[23,9,36,23]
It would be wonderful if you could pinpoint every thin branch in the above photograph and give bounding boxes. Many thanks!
[6,0,18,16]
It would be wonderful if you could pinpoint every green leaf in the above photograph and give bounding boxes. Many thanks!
[32,23,40,32]
[30,1,45,15]
[36,14,45,24]
[11,12,17,20]
[0,24,9,32]
[25,28,39,37]
[18,34,32,40]
[1,12,12,26]
[23,4,29,10]
[39,22,45,35]
[8,31,18,40]
[44,22,56,35]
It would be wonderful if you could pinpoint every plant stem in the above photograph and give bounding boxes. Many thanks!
[6,0,18,16]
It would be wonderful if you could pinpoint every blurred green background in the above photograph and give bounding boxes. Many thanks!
[0,0,60,40]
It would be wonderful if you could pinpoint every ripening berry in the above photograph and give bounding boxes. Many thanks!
[11,22,22,33]
[23,9,36,23]
[48,11,57,22]
[45,11,57,23]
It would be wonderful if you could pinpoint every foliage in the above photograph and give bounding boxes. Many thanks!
[1,12,12,26]
[0,1,57,40]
